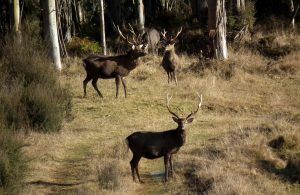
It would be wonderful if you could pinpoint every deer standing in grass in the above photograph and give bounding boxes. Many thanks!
[82,25,148,98]
[125,94,203,183]
[161,27,182,84]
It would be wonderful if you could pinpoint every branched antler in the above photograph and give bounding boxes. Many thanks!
[186,93,203,119]
[117,25,134,45]
[166,94,180,118]
[161,29,167,40]
[173,27,182,40]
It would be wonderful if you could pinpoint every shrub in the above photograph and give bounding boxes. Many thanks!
[0,35,71,132]
[0,129,26,194]
[67,37,102,56]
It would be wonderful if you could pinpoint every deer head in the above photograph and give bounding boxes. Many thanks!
[161,27,182,51]
[117,24,148,57]
[166,93,202,130]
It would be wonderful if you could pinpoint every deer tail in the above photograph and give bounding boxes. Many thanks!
[124,137,130,153]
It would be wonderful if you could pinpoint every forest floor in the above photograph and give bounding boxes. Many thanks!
[21,34,300,194]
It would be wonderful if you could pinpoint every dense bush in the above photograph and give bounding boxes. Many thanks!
[0,128,26,194]
[0,35,71,132]
[67,37,102,56]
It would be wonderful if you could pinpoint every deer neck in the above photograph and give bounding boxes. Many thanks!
[165,48,176,57]
[123,52,140,70]
[175,128,186,147]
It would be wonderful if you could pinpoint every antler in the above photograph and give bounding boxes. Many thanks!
[186,93,203,119]
[161,29,167,40]
[117,25,134,45]
[166,94,180,119]
[128,23,144,45]
[173,27,182,40]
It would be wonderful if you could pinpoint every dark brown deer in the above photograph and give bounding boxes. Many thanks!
[125,93,203,183]
[82,25,148,98]
[161,27,182,84]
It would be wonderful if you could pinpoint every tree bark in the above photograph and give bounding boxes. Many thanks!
[290,0,295,30]
[240,0,245,12]
[208,0,228,60]
[138,0,145,33]
[100,0,106,55]
[48,0,62,70]
[13,0,20,34]
[235,0,245,13]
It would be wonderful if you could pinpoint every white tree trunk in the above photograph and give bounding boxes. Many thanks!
[77,0,83,24]
[236,0,240,12]
[290,0,295,30]
[208,0,228,60]
[240,0,245,12]
[138,0,145,33]
[216,0,228,60]
[100,0,106,55]
[13,0,20,34]
[48,0,62,70]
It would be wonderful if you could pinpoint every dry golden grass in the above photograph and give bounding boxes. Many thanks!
[22,33,300,194]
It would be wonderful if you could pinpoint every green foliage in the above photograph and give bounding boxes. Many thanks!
[67,37,103,56]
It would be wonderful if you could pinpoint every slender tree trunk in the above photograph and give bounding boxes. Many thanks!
[138,0,145,33]
[48,0,62,70]
[290,0,295,30]
[100,0,106,55]
[76,0,83,24]
[208,0,228,60]
[240,0,245,12]
[236,0,240,12]
[13,0,20,34]
[235,0,245,13]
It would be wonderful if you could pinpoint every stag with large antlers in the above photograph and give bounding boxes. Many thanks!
[82,25,148,98]
[125,93,203,183]
[161,27,182,84]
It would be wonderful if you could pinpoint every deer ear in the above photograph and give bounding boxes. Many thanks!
[172,117,179,123]
[185,117,194,124]
[132,45,136,50]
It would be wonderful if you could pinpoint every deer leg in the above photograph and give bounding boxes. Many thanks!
[169,155,174,177]
[167,72,170,84]
[115,76,121,98]
[121,77,127,98]
[83,76,92,97]
[130,155,143,183]
[135,157,144,183]
[164,154,170,182]
[173,72,178,85]
[92,78,103,98]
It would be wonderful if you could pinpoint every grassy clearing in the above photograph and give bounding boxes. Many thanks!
[22,33,300,194]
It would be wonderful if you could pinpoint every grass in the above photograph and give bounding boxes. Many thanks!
[20,32,300,194]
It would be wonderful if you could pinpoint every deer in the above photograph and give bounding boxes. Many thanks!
[160,27,182,84]
[143,28,160,55]
[82,25,148,98]
[125,93,203,183]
